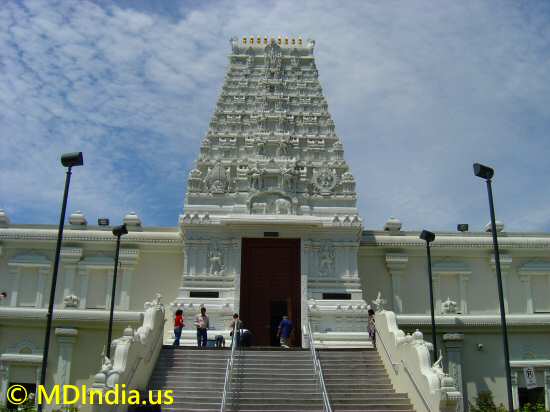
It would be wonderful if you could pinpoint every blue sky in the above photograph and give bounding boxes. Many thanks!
[1,0,550,232]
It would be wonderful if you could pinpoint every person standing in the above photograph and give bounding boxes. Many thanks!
[229,313,243,347]
[173,309,185,346]
[277,315,293,349]
[194,306,210,348]
[367,308,376,348]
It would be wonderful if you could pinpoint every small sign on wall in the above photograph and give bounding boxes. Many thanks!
[523,367,537,389]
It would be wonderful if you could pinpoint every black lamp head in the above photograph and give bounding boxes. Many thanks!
[61,152,84,168]
[473,163,494,180]
[112,223,128,237]
[457,224,469,232]
[419,229,436,243]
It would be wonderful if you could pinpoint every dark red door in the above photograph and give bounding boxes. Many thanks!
[240,238,301,346]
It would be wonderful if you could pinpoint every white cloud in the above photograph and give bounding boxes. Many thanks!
[1,0,550,231]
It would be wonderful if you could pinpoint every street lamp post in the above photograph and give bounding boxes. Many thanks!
[473,162,514,412]
[39,152,83,412]
[420,229,437,360]
[106,223,128,359]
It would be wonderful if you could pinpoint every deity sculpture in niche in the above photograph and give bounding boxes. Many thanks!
[441,297,458,314]
[277,136,290,156]
[280,163,297,192]
[319,241,335,276]
[206,161,229,194]
[248,163,262,191]
[208,242,224,275]
[249,193,294,215]
[312,166,338,195]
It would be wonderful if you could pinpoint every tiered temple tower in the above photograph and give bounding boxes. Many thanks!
[175,36,369,347]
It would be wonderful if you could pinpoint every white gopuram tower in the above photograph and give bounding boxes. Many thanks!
[175,36,369,347]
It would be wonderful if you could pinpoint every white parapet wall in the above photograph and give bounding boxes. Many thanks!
[90,294,166,412]
[375,309,462,412]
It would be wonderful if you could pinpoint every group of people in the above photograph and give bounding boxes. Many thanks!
[172,306,294,349]
[172,306,377,348]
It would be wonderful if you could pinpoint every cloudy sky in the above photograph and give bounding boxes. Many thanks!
[1,0,550,232]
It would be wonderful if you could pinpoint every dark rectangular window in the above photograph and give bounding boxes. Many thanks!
[322,293,351,300]
[190,291,219,298]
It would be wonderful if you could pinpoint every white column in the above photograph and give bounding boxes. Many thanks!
[36,267,49,308]
[544,369,550,411]
[53,328,78,388]
[119,267,133,310]
[491,254,512,313]
[433,274,441,315]
[233,239,242,313]
[105,269,114,309]
[0,364,9,406]
[511,370,519,410]
[443,333,465,412]
[459,274,469,314]
[385,254,408,313]
[78,267,89,309]
[8,266,19,306]
[62,264,78,306]
[519,275,533,314]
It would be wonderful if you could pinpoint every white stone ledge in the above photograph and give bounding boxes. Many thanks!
[362,233,550,249]
[396,314,550,328]
[0,228,181,246]
[0,307,143,323]
[0,353,43,365]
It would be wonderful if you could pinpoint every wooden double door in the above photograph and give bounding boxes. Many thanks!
[240,238,301,346]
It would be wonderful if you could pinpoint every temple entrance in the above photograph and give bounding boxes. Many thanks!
[240,238,301,347]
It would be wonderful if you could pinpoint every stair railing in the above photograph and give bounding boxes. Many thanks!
[220,321,239,412]
[305,321,333,412]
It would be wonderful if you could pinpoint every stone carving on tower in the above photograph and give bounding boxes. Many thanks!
[182,35,358,219]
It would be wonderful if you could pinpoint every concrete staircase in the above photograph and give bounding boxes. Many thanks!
[148,347,229,411]
[230,348,324,411]
[319,349,414,411]
[148,347,413,412]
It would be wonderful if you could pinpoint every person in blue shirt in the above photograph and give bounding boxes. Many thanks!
[277,315,293,349]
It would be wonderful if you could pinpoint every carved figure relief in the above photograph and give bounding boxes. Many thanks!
[208,242,224,275]
[319,241,335,276]
[312,166,338,194]
[441,297,458,314]
[248,163,262,191]
[280,163,297,192]
[249,193,294,215]
[206,161,229,194]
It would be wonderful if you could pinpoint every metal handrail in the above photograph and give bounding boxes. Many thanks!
[220,321,239,412]
[375,328,433,412]
[305,321,333,412]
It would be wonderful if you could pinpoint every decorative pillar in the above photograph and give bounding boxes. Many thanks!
[8,266,19,306]
[545,369,550,411]
[443,333,465,412]
[105,269,114,309]
[36,267,50,308]
[53,328,78,387]
[0,363,9,406]
[60,247,82,307]
[433,274,441,315]
[233,239,242,313]
[385,254,408,313]
[491,254,512,313]
[511,370,519,410]
[118,249,139,310]
[519,275,533,314]
[459,274,469,314]
[78,267,89,309]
